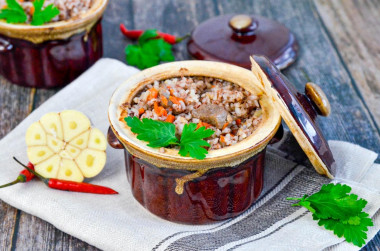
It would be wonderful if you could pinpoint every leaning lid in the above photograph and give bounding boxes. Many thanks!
[251,55,336,178]
[187,14,299,70]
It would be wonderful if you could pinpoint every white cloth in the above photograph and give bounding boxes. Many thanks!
[0,59,378,251]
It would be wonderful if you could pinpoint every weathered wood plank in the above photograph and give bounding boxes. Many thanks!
[108,0,216,62]
[0,76,35,250]
[0,203,17,251]
[14,212,98,250]
[314,0,380,130]
[102,0,135,62]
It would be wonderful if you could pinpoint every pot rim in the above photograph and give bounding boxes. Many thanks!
[0,0,108,43]
[108,60,281,170]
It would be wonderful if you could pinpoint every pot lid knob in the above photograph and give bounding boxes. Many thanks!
[305,82,331,117]
[228,15,257,35]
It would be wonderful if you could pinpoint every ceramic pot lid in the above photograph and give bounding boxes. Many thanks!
[251,55,335,178]
[187,14,299,70]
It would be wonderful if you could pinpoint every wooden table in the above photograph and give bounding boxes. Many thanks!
[1,0,379,249]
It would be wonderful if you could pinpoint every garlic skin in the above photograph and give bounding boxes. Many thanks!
[25,110,107,182]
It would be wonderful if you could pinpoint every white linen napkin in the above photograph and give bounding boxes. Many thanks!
[0,59,379,251]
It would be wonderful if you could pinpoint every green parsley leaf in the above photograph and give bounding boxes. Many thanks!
[31,0,60,26]
[125,30,175,69]
[124,117,214,159]
[287,183,374,247]
[125,44,161,69]
[316,212,374,247]
[125,117,178,148]
[290,184,367,220]
[142,39,175,62]
[138,29,158,44]
[178,123,215,160]
[0,0,27,24]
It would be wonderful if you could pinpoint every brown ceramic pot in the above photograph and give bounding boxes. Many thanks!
[107,59,333,224]
[0,0,108,88]
[108,61,282,224]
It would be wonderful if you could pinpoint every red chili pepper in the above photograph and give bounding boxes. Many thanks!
[13,158,118,195]
[0,162,35,189]
[47,180,118,194]
[120,23,141,39]
[119,23,188,44]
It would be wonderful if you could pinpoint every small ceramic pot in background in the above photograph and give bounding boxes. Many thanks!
[0,0,108,88]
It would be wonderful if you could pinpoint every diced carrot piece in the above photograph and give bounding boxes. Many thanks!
[154,102,167,117]
[166,114,175,123]
[203,122,212,128]
[169,96,179,105]
[236,119,241,126]
[154,102,159,114]
[196,122,212,129]
[169,88,174,95]
[30,6,35,15]
[161,96,168,106]
[220,135,226,143]
[169,96,184,105]
[222,122,229,130]
[138,108,145,115]
[147,88,158,101]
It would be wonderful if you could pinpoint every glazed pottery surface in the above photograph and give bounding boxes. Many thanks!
[0,0,108,88]
[0,21,103,88]
[124,149,265,224]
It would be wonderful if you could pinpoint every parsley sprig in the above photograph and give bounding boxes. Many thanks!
[0,0,27,23]
[126,116,179,148]
[0,0,59,25]
[31,0,60,26]
[178,123,214,160]
[287,183,374,247]
[125,117,214,159]
[125,30,175,69]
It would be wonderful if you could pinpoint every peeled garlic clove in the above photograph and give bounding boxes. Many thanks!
[65,145,81,159]
[35,155,61,178]
[88,128,107,151]
[57,159,84,182]
[60,110,90,142]
[76,149,106,178]
[27,146,54,164]
[46,135,64,153]
[25,122,47,146]
[59,150,72,159]
[68,130,90,150]
[40,112,63,140]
